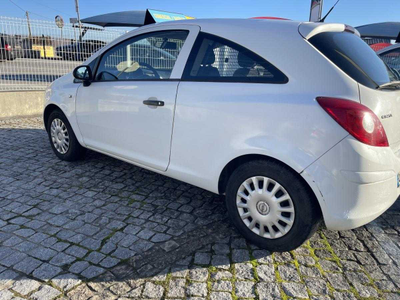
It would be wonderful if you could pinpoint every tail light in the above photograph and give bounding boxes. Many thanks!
[5,44,11,51]
[317,97,389,147]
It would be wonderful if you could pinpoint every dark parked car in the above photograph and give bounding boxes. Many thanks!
[56,40,106,61]
[0,34,16,61]
[377,43,400,78]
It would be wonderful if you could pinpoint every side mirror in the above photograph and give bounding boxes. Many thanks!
[73,65,92,86]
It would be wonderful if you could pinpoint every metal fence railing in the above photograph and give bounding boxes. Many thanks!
[0,16,126,91]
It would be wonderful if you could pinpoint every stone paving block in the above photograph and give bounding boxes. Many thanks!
[353,282,379,298]
[151,233,172,242]
[13,241,36,252]
[65,245,88,258]
[112,247,134,260]
[85,251,106,264]
[79,237,102,250]
[29,247,57,261]
[235,281,255,298]
[232,249,250,262]
[52,273,82,291]
[212,280,232,292]
[0,290,13,300]
[1,251,27,267]
[100,241,117,254]
[49,252,75,266]
[32,263,62,280]
[81,265,105,279]
[305,277,330,295]
[194,252,211,265]
[100,256,120,268]
[235,263,254,280]
[69,261,90,274]
[11,278,41,295]
[210,292,232,300]
[50,241,70,252]
[13,256,42,274]
[211,271,233,280]
[257,264,275,282]
[31,285,61,300]
[213,243,230,254]
[3,236,23,247]
[187,282,208,297]
[119,234,139,247]
[168,279,186,298]
[160,240,179,252]
[130,239,154,252]
[281,282,308,298]
[278,264,301,282]
[210,254,228,267]
[332,291,358,300]
[142,282,165,299]
[189,267,209,282]
[325,273,351,290]
[256,282,281,300]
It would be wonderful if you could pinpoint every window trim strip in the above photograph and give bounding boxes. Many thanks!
[181,32,289,84]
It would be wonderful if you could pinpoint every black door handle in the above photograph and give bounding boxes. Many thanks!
[143,100,164,107]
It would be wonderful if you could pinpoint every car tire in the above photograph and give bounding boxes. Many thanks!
[225,159,321,252]
[47,110,86,161]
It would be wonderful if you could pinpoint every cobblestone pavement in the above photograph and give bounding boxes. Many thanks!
[0,117,399,300]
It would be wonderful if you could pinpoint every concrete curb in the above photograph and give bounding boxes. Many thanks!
[0,91,44,120]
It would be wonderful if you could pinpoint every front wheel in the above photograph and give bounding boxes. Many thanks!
[225,160,321,252]
[47,110,86,161]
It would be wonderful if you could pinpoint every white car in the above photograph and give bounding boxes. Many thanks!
[44,19,400,252]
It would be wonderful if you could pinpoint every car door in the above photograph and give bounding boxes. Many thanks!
[76,25,200,171]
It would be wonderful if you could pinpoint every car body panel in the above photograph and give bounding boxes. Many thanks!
[76,81,179,171]
[168,81,353,194]
[303,136,399,230]
[75,24,200,171]
[298,22,360,40]
[358,84,400,154]
[44,73,85,144]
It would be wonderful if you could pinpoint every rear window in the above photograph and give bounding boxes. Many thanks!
[309,31,397,89]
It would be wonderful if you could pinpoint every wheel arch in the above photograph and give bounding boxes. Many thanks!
[43,104,63,131]
[218,154,323,217]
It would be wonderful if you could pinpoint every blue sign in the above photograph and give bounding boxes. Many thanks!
[147,9,193,23]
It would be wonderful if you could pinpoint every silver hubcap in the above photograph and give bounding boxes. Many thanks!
[50,118,69,154]
[236,176,295,239]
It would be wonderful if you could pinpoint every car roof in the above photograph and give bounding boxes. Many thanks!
[142,18,302,31]
[128,19,352,42]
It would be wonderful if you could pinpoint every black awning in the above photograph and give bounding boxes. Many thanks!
[81,9,191,28]
[81,11,147,27]
[356,22,400,39]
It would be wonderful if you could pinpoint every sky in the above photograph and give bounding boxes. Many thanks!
[2,0,400,27]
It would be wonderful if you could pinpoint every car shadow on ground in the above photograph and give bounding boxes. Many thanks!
[0,126,399,299]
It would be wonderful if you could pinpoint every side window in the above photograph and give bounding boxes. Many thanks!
[182,33,288,83]
[380,48,400,75]
[96,30,188,81]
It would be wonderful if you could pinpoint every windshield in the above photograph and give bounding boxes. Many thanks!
[309,31,397,89]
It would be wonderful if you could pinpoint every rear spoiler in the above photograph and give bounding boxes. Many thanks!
[299,22,360,40]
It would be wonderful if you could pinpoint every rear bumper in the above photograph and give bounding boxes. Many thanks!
[302,136,399,230]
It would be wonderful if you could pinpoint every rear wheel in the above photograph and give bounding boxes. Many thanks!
[47,110,86,161]
[225,160,321,252]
